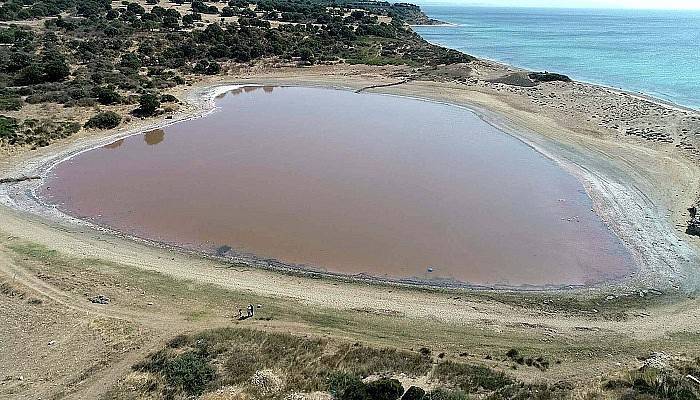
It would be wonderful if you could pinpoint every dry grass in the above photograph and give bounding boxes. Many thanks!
[113,327,433,399]
[108,327,588,400]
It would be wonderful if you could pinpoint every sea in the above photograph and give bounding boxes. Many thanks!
[412,6,700,110]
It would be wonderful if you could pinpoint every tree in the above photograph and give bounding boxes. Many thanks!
[194,60,220,75]
[402,386,425,400]
[126,2,145,14]
[42,51,70,82]
[137,93,160,116]
[15,63,44,85]
[84,111,121,129]
[162,10,180,29]
[119,52,142,71]
[220,6,234,17]
[298,47,314,63]
[93,86,121,105]
[182,13,195,26]
[106,8,119,19]
[349,10,365,20]
[366,379,404,400]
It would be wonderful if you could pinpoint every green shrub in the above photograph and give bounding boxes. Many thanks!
[327,373,368,400]
[160,94,179,103]
[93,86,122,105]
[84,111,121,129]
[424,388,468,400]
[162,352,216,396]
[403,386,426,400]
[0,96,22,111]
[0,117,79,146]
[617,366,700,400]
[327,374,404,400]
[366,378,404,400]
[136,93,160,116]
[0,115,19,139]
[433,361,514,393]
[506,349,518,359]
[528,72,572,83]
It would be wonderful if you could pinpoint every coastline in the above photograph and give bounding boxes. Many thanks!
[410,10,700,112]
[0,83,614,292]
[1,66,698,295]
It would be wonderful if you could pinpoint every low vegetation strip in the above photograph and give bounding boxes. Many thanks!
[108,326,700,399]
[111,327,572,400]
[109,327,427,398]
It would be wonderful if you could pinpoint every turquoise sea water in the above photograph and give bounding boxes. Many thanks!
[412,6,700,109]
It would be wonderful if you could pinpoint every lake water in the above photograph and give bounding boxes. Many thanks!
[40,86,633,287]
[413,6,700,110]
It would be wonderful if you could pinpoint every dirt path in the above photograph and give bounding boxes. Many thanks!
[0,248,181,399]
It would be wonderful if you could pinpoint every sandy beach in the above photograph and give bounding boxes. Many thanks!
[2,62,700,398]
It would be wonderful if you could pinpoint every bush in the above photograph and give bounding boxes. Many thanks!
[160,94,179,103]
[136,93,160,116]
[327,373,368,400]
[0,96,22,111]
[528,72,572,83]
[93,86,121,105]
[298,47,314,63]
[0,118,79,146]
[366,378,404,400]
[15,64,45,85]
[506,349,518,359]
[0,115,19,139]
[604,366,700,400]
[403,386,426,400]
[424,388,468,400]
[162,352,216,396]
[433,361,514,393]
[84,111,121,129]
[220,6,234,16]
[193,60,221,75]
[42,51,70,82]
[327,374,404,400]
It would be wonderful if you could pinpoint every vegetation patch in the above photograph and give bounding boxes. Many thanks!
[123,327,430,398]
[603,356,700,400]
[433,360,514,393]
[505,348,550,371]
[528,72,572,83]
[0,116,79,147]
[107,326,578,399]
[0,94,23,111]
[0,0,476,148]
[84,111,121,130]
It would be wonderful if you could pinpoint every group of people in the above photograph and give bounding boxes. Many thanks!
[237,304,257,320]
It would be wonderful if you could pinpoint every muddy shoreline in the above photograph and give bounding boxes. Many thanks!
[1,77,696,294]
[0,84,593,291]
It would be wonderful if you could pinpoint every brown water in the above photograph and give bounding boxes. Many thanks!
[40,86,634,286]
